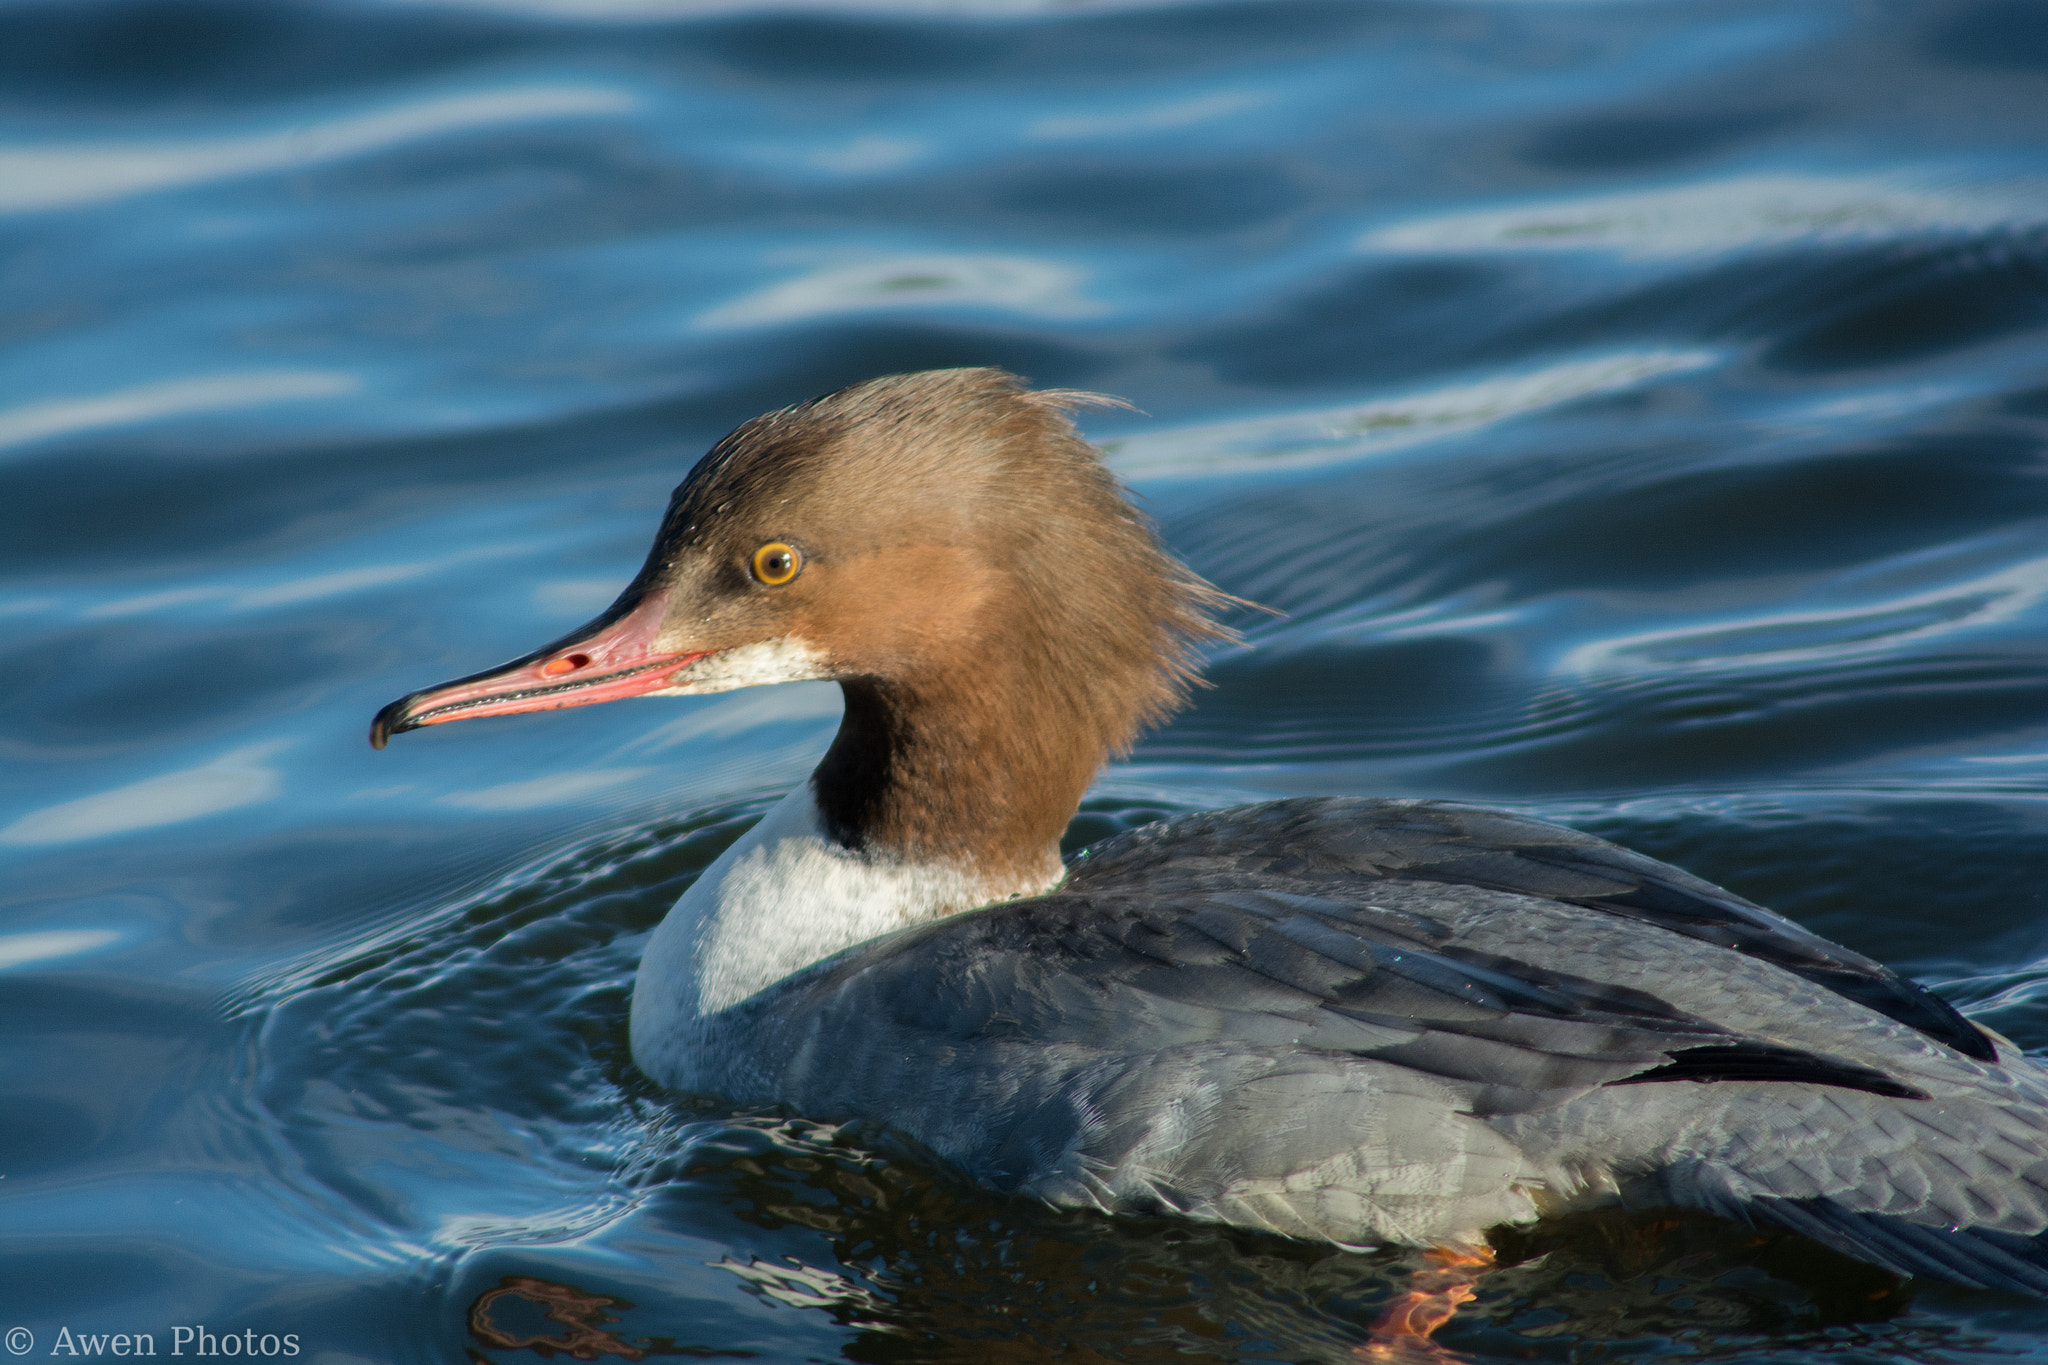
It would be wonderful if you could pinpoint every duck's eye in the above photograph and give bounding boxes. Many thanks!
[750,541,802,586]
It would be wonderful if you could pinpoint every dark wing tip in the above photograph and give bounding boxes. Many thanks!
[1608,1042,1932,1100]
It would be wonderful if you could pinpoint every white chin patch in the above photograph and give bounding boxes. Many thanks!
[648,636,831,697]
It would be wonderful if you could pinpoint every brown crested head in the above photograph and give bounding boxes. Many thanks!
[372,367,1230,884]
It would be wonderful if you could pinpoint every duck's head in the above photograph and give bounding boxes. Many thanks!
[372,368,1227,877]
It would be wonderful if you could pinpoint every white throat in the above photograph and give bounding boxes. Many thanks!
[630,783,1061,1088]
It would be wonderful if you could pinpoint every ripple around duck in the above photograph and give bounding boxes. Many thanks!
[224,770,2048,1360]
[210,799,762,1318]
[1944,963,2048,1054]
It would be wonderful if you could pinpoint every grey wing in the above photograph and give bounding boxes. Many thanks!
[911,882,1925,1116]
[756,799,2048,1286]
[763,866,1967,1250]
[1040,800,2048,1289]
[1070,796,1996,1061]
[763,881,1659,1244]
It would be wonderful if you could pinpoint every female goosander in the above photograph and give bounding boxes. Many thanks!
[374,368,2048,1313]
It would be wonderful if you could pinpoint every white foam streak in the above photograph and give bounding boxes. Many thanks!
[695,254,1100,329]
[0,930,123,971]
[1,742,288,846]
[0,85,634,214]
[0,372,357,452]
[1361,174,2018,260]
[1105,351,1716,479]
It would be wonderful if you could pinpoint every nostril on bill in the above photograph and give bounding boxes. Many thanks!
[541,653,593,677]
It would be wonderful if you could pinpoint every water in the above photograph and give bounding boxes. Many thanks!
[5,0,2048,1359]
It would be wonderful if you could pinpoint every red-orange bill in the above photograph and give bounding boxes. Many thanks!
[369,590,707,748]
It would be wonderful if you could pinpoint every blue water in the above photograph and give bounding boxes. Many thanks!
[6,0,2048,1359]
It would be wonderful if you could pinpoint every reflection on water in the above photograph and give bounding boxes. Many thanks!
[469,1276,675,1361]
[5,0,2048,1360]
[491,1118,1924,1363]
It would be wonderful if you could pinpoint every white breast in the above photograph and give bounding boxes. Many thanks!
[629,784,1061,1090]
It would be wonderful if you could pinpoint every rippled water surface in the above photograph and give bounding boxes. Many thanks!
[7,0,2048,1359]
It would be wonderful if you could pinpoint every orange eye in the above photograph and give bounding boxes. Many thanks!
[750,541,802,586]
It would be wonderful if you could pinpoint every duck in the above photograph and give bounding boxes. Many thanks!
[372,367,2048,1330]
